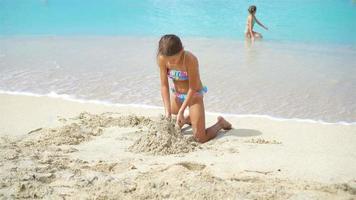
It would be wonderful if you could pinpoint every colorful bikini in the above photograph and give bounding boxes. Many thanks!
[167,69,189,81]
[167,68,208,103]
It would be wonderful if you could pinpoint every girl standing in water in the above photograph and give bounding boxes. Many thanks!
[156,34,232,143]
[245,5,269,41]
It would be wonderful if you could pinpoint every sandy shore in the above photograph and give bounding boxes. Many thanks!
[0,93,356,199]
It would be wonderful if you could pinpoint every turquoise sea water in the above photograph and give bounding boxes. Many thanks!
[0,1,356,123]
[1,0,356,44]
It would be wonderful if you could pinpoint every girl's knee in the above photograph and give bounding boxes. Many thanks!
[193,128,209,143]
[194,134,209,143]
[254,33,263,38]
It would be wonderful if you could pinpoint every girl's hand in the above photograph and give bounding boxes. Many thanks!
[176,111,185,128]
[165,112,171,119]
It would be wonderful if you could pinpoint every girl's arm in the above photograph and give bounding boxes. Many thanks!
[157,56,171,118]
[177,54,200,116]
[254,16,268,30]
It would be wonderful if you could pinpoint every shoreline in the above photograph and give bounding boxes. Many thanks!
[1,34,356,48]
[1,90,355,126]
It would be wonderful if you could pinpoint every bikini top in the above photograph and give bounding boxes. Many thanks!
[167,51,189,81]
[167,69,188,81]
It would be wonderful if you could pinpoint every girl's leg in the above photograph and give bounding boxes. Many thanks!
[253,31,263,39]
[170,95,181,115]
[189,96,232,143]
[170,95,191,127]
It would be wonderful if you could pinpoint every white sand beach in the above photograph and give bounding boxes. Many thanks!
[1,93,356,199]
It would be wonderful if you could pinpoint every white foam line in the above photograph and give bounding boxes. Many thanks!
[1,90,355,126]
[0,90,162,110]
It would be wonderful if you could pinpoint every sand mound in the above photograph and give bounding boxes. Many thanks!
[21,112,198,155]
[128,116,198,155]
[20,112,153,148]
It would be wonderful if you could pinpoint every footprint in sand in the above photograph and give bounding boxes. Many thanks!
[175,162,206,171]
[91,161,137,173]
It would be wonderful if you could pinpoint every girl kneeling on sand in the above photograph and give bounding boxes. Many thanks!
[156,34,232,143]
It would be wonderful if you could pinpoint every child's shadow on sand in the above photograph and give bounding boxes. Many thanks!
[221,128,262,137]
[182,126,262,138]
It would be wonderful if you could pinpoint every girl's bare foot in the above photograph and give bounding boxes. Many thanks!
[217,116,232,130]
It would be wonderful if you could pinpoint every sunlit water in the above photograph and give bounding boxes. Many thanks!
[0,0,355,123]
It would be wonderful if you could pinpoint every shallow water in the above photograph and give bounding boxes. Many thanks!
[1,0,356,123]
[0,37,355,123]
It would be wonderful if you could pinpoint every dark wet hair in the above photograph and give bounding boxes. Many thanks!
[158,34,183,56]
[248,5,257,14]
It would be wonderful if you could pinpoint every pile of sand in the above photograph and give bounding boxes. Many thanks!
[5,112,198,166]
[23,112,198,156]
[128,116,199,155]
[0,112,199,198]
[21,112,153,147]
